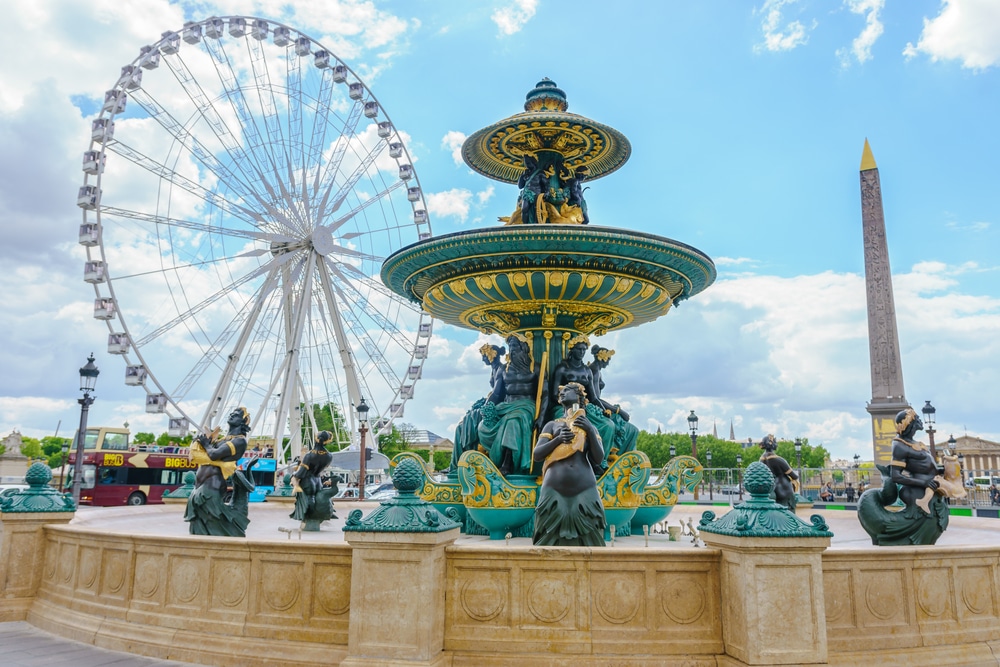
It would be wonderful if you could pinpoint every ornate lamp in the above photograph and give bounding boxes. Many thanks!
[71,354,100,504]
[356,397,369,501]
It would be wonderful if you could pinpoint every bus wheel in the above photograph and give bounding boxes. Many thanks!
[127,492,146,506]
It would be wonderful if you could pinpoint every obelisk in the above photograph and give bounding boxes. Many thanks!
[859,139,909,464]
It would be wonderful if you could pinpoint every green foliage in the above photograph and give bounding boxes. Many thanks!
[433,451,451,470]
[377,423,416,461]
[19,437,43,460]
[303,403,352,450]
[636,431,829,471]
[41,436,69,456]
[133,432,156,444]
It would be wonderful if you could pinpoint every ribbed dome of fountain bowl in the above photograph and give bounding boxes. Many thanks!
[381,226,715,337]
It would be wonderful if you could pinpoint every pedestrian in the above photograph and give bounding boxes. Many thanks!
[845,482,856,502]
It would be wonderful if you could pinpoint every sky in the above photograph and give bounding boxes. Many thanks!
[1,0,998,462]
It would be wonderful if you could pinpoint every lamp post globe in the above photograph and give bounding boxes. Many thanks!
[669,444,676,459]
[356,397,369,501]
[71,354,100,505]
[794,437,803,483]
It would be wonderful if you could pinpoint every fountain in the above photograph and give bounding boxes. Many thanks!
[382,79,712,534]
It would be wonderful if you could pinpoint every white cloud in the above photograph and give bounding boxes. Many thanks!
[491,0,538,36]
[441,130,467,167]
[715,256,758,267]
[426,188,474,221]
[837,0,885,65]
[903,0,1000,69]
[477,186,495,205]
[755,0,814,53]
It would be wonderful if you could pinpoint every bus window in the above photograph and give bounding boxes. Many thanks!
[103,432,129,451]
[83,429,101,450]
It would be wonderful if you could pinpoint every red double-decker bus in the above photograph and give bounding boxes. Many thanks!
[67,427,195,506]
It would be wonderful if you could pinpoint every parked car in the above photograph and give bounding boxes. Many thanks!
[718,485,741,495]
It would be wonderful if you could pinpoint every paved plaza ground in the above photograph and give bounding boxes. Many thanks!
[67,498,1000,548]
[5,500,998,666]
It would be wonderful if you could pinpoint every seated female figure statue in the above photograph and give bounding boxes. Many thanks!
[587,345,638,460]
[859,407,959,546]
[544,335,616,470]
[532,382,606,546]
[759,434,798,510]
[445,342,505,474]
[477,334,538,476]
[290,430,337,526]
[184,407,256,537]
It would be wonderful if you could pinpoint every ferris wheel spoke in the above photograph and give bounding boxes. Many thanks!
[324,261,417,348]
[316,130,388,223]
[161,50,278,213]
[103,141,279,231]
[311,99,364,206]
[126,87,265,215]
[200,37,275,192]
[285,50,306,201]
[101,206,296,244]
[270,252,318,452]
[323,273,403,389]
[316,261,363,416]
[133,250,300,347]
[325,180,405,234]
[303,69,336,206]
[193,266,283,426]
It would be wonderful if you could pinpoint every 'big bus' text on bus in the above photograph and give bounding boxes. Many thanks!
[66,427,276,506]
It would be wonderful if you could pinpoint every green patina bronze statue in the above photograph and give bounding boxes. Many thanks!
[290,430,338,531]
[445,342,506,474]
[532,382,606,546]
[858,407,962,546]
[759,434,798,510]
[587,344,638,462]
[544,335,615,472]
[184,407,257,537]
[478,334,539,476]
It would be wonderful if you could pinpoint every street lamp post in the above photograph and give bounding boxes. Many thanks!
[687,410,699,500]
[71,354,100,505]
[736,453,743,500]
[922,400,938,461]
[853,453,861,490]
[794,438,803,490]
[58,441,70,493]
[669,444,676,459]
[706,450,713,500]
[356,397,369,501]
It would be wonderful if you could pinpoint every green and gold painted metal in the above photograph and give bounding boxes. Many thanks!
[630,455,702,531]
[456,450,538,539]
[390,451,466,526]
[461,78,630,184]
[597,450,651,538]
[381,226,715,339]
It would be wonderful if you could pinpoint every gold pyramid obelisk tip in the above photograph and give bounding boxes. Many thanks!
[860,138,877,171]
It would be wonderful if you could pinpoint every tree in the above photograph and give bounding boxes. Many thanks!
[19,437,43,461]
[133,432,156,445]
[302,402,352,450]
[42,436,72,468]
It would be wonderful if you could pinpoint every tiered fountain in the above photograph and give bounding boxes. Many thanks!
[382,79,714,538]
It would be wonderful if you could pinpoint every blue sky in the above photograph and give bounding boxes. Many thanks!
[1,0,997,462]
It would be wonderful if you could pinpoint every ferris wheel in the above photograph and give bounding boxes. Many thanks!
[77,16,433,462]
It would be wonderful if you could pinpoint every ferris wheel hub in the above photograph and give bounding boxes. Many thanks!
[311,224,335,257]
